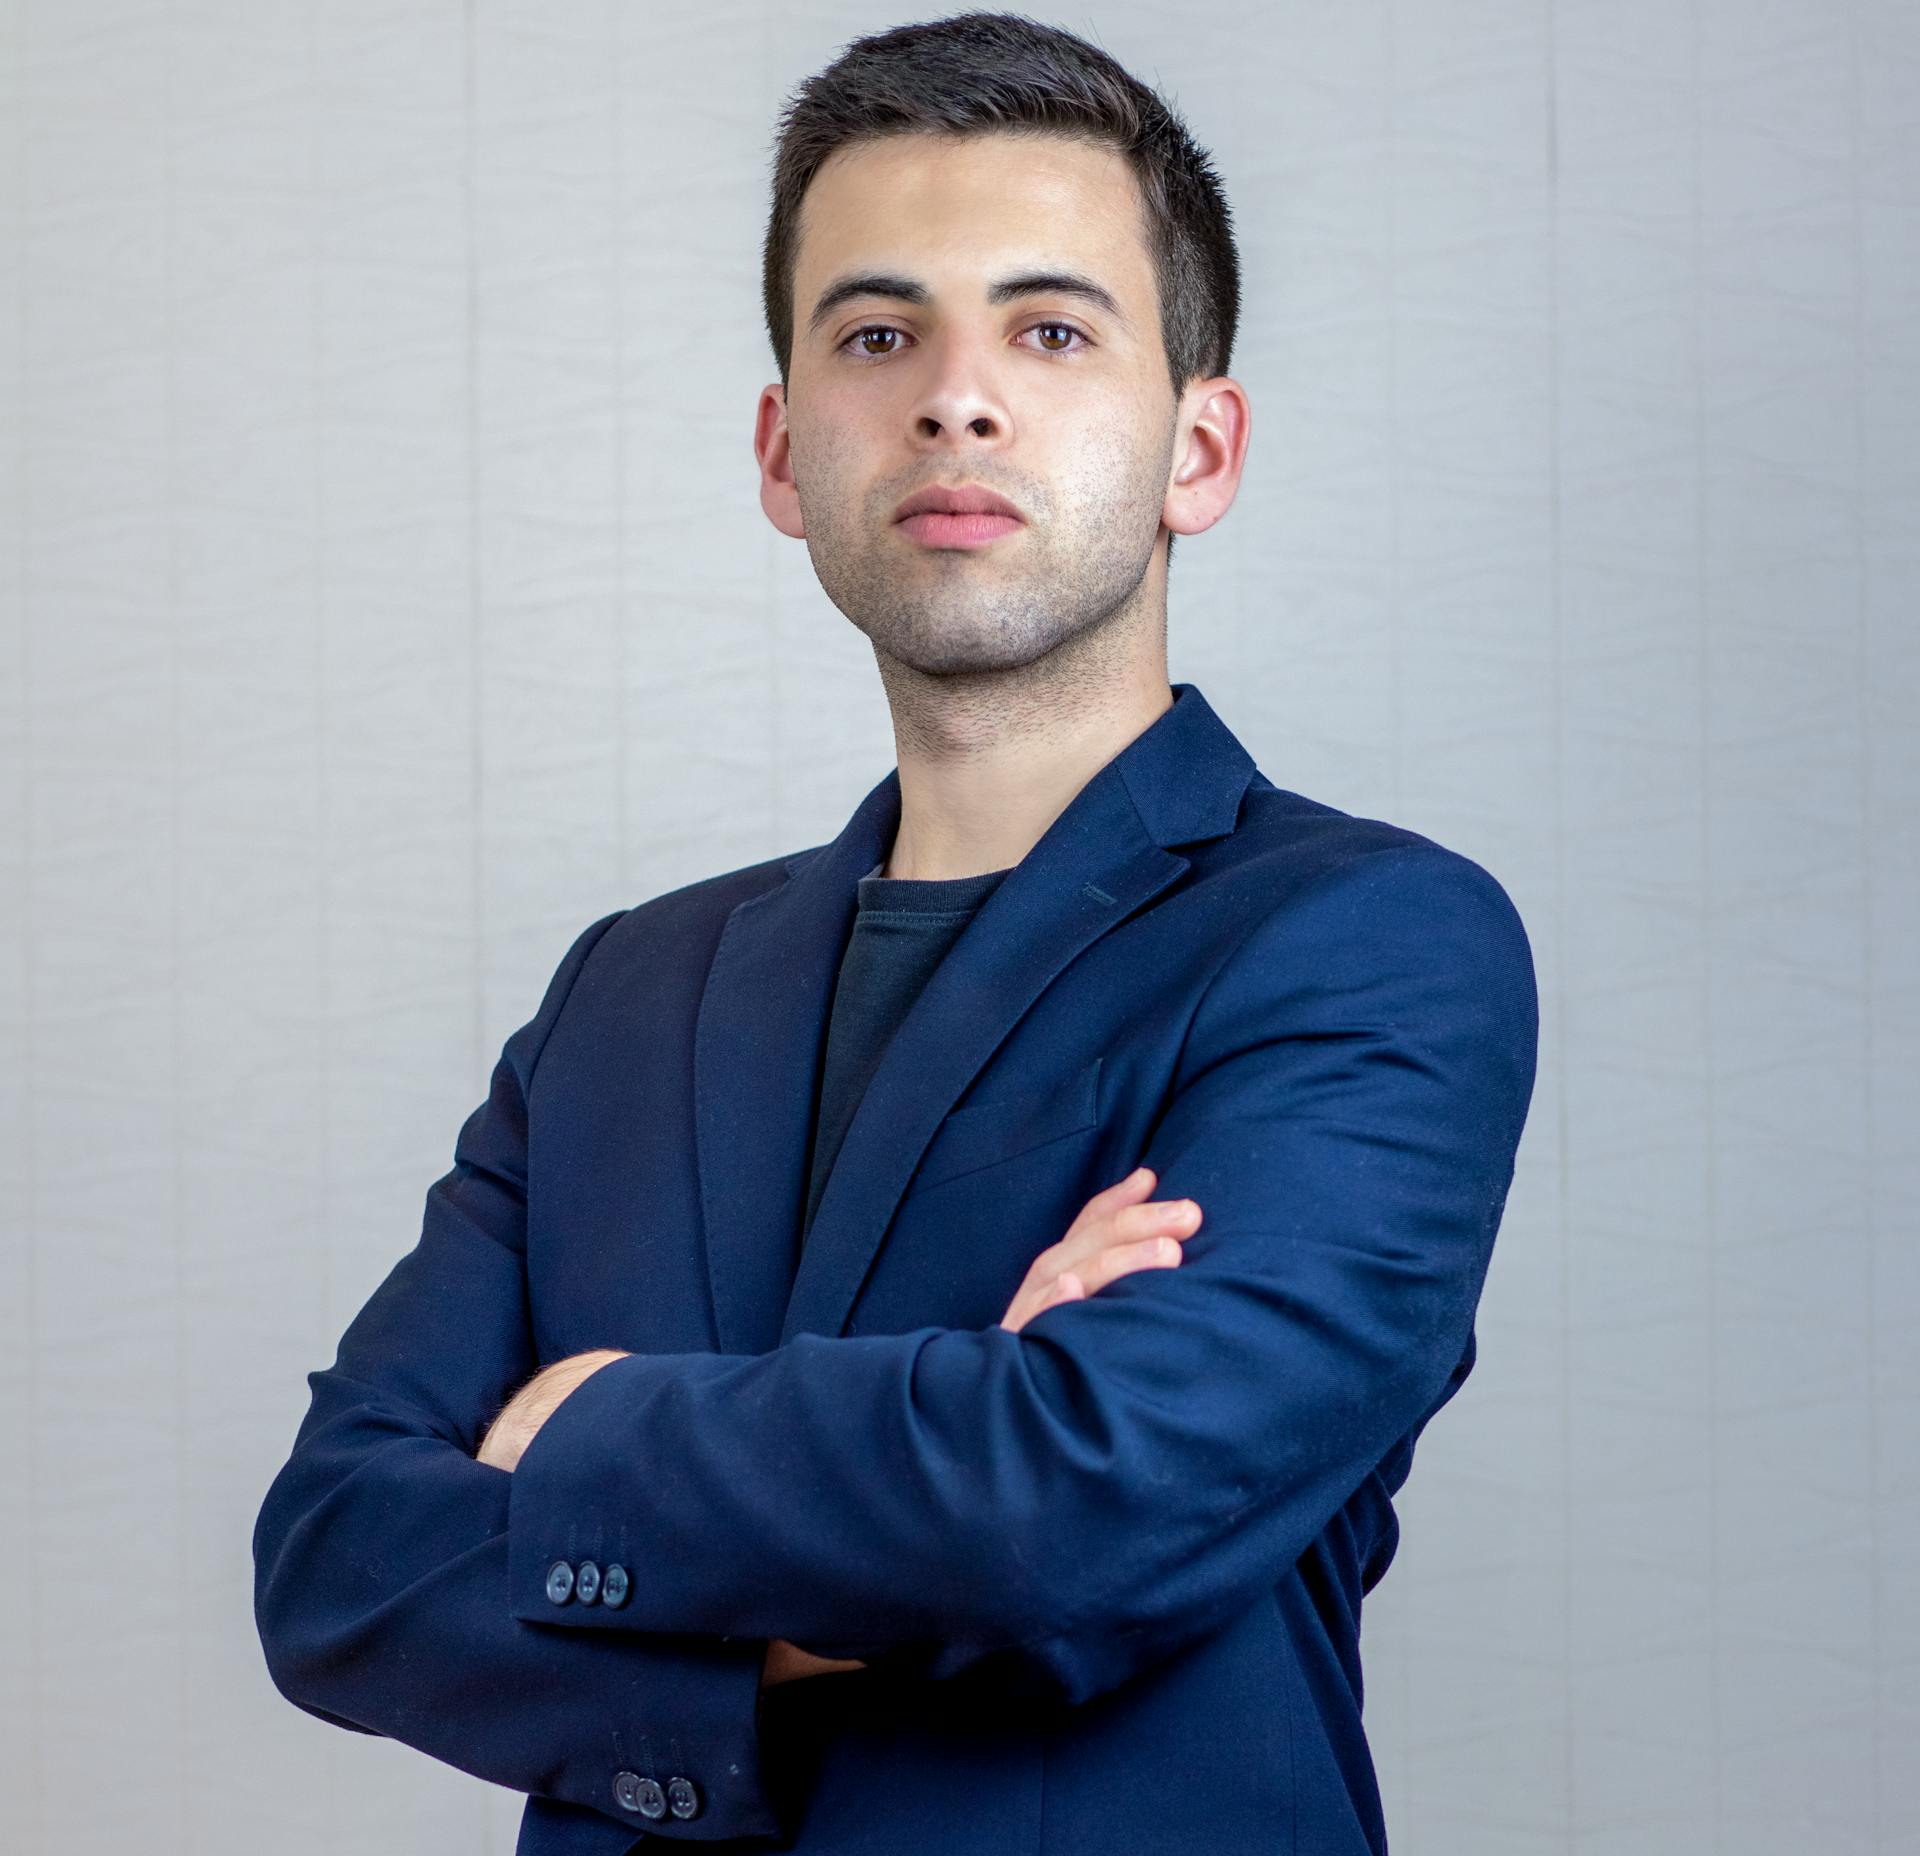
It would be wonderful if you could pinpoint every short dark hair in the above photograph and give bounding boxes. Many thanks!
[762,11,1242,566]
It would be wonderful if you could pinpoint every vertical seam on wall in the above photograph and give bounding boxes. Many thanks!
[464,0,484,1091]
[1845,3,1882,1843]
[1547,0,1574,1840]
[1688,4,1723,1846]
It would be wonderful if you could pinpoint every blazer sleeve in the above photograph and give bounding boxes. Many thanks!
[250,908,793,1846]
[504,843,1541,1711]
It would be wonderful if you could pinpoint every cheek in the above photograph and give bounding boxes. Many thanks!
[1050,410,1168,511]
[789,421,869,525]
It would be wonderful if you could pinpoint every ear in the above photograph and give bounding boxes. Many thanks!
[1163,376,1252,542]
[756,383,806,540]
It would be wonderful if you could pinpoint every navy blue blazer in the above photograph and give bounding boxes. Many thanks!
[253,682,1539,1854]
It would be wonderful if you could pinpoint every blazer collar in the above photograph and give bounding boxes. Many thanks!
[692,681,1259,1354]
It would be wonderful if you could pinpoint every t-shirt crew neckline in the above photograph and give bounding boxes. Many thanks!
[855,856,1015,915]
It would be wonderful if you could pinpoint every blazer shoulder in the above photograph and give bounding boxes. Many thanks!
[556,837,835,998]
[1230,775,1533,954]
[1229,774,1438,881]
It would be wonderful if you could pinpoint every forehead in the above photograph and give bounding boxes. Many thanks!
[795,131,1152,305]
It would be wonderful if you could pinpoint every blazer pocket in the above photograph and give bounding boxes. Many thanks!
[903,1055,1105,1200]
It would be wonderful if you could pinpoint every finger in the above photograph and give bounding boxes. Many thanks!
[1050,1194,1195,1287]
[1078,1234,1184,1297]
[1057,1196,1196,1273]
[1091,1165,1157,1207]
[1052,1189,1198,1289]
[1060,1168,1163,1250]
[1114,1196,1200,1245]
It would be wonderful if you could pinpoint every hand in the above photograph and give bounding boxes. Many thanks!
[476,1348,631,1472]
[999,1165,1200,1334]
[760,1638,868,1689]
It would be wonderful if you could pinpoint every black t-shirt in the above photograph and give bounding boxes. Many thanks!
[801,855,1013,1250]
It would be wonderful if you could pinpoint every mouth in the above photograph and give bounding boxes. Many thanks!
[895,510,1026,550]
[891,481,1025,549]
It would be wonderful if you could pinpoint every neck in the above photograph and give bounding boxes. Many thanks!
[878,661,1175,882]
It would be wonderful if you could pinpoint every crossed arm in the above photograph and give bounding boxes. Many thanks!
[474,1164,1205,1688]
[473,1348,862,1692]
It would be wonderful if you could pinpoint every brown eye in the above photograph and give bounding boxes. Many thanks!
[840,324,898,356]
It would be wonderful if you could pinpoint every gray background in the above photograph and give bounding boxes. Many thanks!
[2,2,1915,1851]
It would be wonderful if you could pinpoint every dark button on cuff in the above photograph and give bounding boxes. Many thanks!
[574,1559,601,1604]
[613,1771,668,1820]
[666,1775,702,1820]
[544,1559,575,1604]
[601,1562,630,1607]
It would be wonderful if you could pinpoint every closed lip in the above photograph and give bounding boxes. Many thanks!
[893,483,1024,523]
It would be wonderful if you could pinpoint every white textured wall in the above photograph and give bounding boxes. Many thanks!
[2,4,1914,1852]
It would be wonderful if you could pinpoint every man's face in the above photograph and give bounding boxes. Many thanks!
[760,131,1182,679]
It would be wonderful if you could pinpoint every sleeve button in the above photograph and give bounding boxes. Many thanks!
[614,1771,667,1819]
[666,1775,702,1820]
[544,1560,575,1604]
[601,1562,630,1607]
[574,1559,601,1604]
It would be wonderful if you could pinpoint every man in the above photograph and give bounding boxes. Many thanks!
[253,14,1539,1855]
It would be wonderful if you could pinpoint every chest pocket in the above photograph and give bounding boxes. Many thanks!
[903,1055,1104,1200]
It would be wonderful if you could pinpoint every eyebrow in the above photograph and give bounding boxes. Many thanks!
[805,269,1131,340]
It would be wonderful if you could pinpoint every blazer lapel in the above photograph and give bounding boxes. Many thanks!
[690,763,899,1357]
[692,683,1259,1354]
